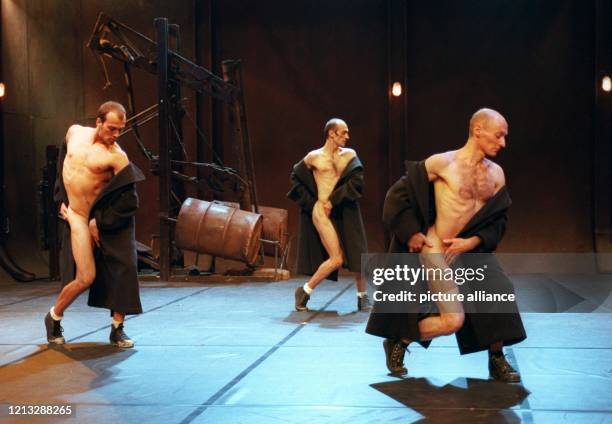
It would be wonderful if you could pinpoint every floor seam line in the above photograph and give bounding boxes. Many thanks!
[178,282,354,423]
[0,287,214,369]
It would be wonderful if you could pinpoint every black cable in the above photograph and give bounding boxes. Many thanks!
[182,107,224,165]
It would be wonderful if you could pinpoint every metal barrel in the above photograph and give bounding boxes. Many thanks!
[175,198,263,265]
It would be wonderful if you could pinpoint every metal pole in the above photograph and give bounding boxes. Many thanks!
[222,60,257,212]
[156,17,172,280]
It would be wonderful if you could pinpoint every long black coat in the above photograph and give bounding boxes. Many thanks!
[55,143,145,315]
[366,160,526,354]
[287,156,368,281]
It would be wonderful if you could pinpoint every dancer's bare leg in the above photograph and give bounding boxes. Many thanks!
[113,311,125,323]
[305,201,344,290]
[54,210,96,316]
[354,272,366,292]
[415,227,465,341]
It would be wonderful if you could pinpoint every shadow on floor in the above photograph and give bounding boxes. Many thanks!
[371,377,530,423]
[0,343,136,401]
[283,310,371,328]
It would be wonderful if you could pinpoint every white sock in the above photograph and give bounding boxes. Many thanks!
[303,283,313,295]
[357,292,367,298]
[112,319,122,329]
[50,306,62,321]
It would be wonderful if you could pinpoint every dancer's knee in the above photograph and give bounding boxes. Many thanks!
[75,269,96,288]
[328,256,343,270]
[440,313,464,335]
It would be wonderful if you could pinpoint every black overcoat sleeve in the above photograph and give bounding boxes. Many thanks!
[93,186,139,232]
[382,176,422,245]
[287,171,316,212]
[329,168,364,206]
[472,211,508,252]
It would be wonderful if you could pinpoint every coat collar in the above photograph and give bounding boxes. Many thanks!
[90,162,145,214]
[339,156,363,179]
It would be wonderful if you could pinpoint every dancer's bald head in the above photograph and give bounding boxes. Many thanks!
[324,118,348,139]
[469,108,506,136]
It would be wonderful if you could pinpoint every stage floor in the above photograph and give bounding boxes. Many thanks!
[0,276,611,423]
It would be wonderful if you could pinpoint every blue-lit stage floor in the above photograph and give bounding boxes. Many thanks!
[0,275,611,423]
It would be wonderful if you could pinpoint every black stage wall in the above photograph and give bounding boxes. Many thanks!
[0,1,608,277]
[401,0,598,253]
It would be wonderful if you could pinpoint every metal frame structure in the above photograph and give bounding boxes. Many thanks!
[86,13,286,282]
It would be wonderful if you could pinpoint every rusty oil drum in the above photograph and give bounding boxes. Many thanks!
[175,198,263,265]
[258,205,289,257]
[215,202,288,257]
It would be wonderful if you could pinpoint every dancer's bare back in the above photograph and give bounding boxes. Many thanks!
[63,125,128,218]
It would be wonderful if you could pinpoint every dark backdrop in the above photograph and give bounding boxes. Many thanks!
[401,0,595,252]
[0,0,607,279]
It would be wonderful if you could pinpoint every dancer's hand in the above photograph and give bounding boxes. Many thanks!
[323,200,332,216]
[89,218,100,247]
[442,236,480,264]
[408,232,433,253]
[60,203,69,220]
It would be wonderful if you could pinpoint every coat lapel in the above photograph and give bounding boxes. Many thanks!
[90,162,145,214]
[405,160,432,227]
[292,160,317,194]
[458,186,512,236]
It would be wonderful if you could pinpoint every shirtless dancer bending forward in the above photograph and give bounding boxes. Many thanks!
[44,101,135,348]
[388,108,520,381]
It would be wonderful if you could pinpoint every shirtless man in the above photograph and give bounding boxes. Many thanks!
[44,101,134,348]
[411,108,507,339]
[293,118,370,311]
[391,108,520,381]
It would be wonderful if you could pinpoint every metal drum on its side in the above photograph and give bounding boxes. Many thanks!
[175,198,262,265]
[258,205,289,257]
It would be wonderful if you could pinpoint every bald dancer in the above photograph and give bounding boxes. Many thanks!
[367,108,526,381]
[288,118,370,311]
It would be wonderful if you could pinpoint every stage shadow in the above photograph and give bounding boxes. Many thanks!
[52,342,137,389]
[0,343,136,402]
[283,310,369,328]
[371,377,530,423]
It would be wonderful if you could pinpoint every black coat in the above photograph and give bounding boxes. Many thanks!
[55,142,145,315]
[366,160,526,354]
[287,156,368,281]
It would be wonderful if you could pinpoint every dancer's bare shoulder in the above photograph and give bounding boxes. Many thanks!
[304,148,323,168]
[339,147,356,158]
[484,158,506,190]
[424,151,454,181]
[65,125,94,145]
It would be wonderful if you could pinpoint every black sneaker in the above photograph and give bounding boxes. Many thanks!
[294,286,310,311]
[109,324,134,348]
[489,353,521,383]
[358,294,372,311]
[383,339,409,376]
[44,312,65,345]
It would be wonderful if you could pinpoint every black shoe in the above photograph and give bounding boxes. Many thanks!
[44,312,65,345]
[358,294,372,311]
[110,324,134,348]
[489,353,521,382]
[383,339,409,376]
[294,286,310,311]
